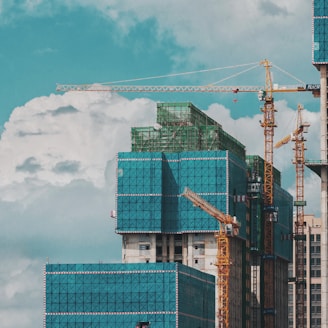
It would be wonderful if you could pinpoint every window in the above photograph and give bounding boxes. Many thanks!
[316,234,321,242]
[174,234,182,241]
[175,246,182,254]
[156,246,162,256]
[139,243,150,256]
[139,244,150,250]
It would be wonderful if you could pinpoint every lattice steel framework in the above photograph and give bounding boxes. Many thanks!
[274,104,310,327]
[293,105,309,328]
[260,59,276,328]
[181,187,241,328]
[216,230,230,328]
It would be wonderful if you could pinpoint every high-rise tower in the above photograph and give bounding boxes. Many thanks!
[309,1,328,327]
[115,102,293,327]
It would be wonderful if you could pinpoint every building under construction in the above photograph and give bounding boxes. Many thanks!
[44,102,293,328]
[116,102,293,327]
[44,262,215,327]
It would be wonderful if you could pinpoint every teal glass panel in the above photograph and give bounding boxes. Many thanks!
[45,263,215,328]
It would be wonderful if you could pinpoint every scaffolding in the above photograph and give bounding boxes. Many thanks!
[117,150,248,235]
[246,155,293,327]
[44,263,216,328]
[131,102,246,160]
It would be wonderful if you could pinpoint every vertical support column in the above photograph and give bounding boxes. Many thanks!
[162,235,168,262]
[150,234,156,262]
[169,235,175,262]
[182,234,188,265]
[320,64,328,328]
[188,234,193,266]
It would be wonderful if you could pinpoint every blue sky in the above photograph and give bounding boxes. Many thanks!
[0,1,323,327]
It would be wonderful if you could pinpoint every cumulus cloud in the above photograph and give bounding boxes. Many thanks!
[69,0,313,76]
[0,253,43,328]
[0,91,156,189]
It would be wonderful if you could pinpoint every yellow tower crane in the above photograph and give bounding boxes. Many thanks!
[274,104,310,328]
[181,187,241,328]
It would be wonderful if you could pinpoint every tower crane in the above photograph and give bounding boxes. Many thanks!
[274,104,310,328]
[181,187,241,328]
[56,59,318,328]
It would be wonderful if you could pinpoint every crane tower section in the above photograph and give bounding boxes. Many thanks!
[275,104,310,327]
[182,187,240,328]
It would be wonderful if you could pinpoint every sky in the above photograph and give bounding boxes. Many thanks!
[0,1,323,327]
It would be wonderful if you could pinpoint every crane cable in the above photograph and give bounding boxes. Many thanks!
[272,63,306,86]
[97,62,260,85]
[208,64,259,85]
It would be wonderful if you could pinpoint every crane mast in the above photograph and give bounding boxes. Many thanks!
[181,187,240,328]
[259,59,277,328]
[275,104,309,327]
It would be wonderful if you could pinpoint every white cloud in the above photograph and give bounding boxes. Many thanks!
[0,91,156,191]
[0,253,43,328]
[69,0,315,78]
[0,1,316,81]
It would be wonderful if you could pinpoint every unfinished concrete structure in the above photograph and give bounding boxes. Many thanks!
[115,102,293,327]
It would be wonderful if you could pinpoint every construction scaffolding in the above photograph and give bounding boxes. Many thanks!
[44,262,215,328]
[131,102,246,160]
[246,155,293,327]
[117,150,248,235]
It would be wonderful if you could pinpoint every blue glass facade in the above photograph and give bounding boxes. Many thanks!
[246,155,293,261]
[117,150,248,237]
[44,262,215,328]
[313,0,328,64]
[273,185,293,261]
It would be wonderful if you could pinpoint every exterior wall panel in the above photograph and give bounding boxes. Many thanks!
[116,150,248,237]
[45,263,215,328]
[313,0,328,64]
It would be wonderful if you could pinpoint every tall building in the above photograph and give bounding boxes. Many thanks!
[310,1,328,327]
[115,102,293,327]
[44,102,294,327]
[288,214,322,328]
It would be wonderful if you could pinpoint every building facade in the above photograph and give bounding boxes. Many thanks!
[310,1,328,326]
[288,214,322,327]
[115,102,293,327]
[44,262,215,328]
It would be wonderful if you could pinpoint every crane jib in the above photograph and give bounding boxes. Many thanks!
[56,84,318,93]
